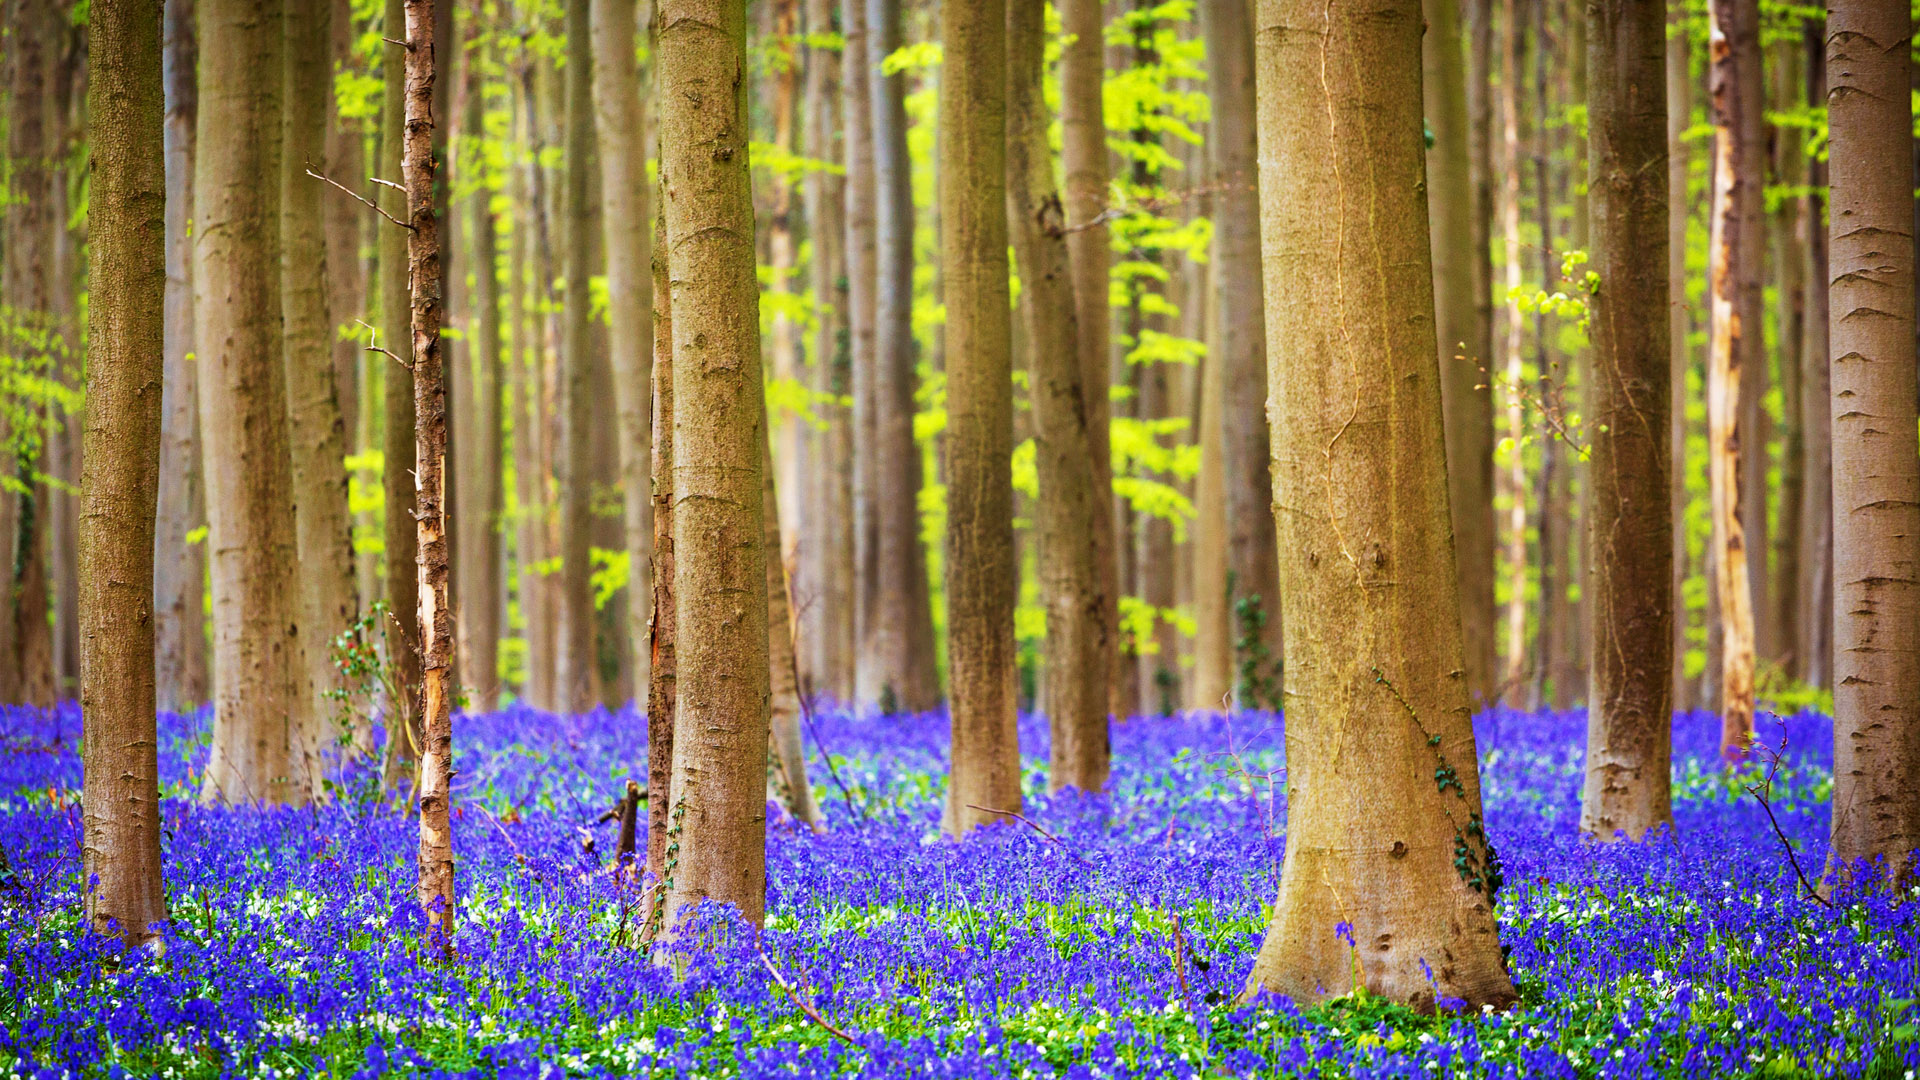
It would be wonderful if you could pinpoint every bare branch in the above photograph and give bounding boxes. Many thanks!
[356,320,414,371]
[963,805,1095,869]
[758,951,860,1046]
[305,161,414,231]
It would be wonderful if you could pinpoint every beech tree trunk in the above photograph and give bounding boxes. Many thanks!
[1497,0,1530,705]
[1826,0,1920,884]
[509,90,555,711]
[1798,22,1832,689]
[1580,0,1672,842]
[1666,12,1692,713]
[1058,0,1121,716]
[459,38,505,712]
[645,197,677,890]
[803,0,853,702]
[658,0,771,930]
[844,0,882,709]
[1007,0,1108,792]
[592,0,654,711]
[868,0,939,713]
[1246,0,1517,1010]
[763,438,822,826]
[196,0,314,806]
[380,0,423,783]
[4,0,55,708]
[556,0,597,714]
[283,0,357,731]
[401,0,454,950]
[1705,0,1760,759]
[1203,0,1282,711]
[326,0,365,472]
[1769,44,1807,675]
[1424,0,1497,707]
[156,0,209,714]
[940,0,1020,836]
[81,0,169,946]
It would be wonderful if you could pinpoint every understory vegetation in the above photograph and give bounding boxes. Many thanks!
[2,704,1914,1079]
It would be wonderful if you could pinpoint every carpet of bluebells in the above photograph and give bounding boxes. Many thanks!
[1,699,1916,1080]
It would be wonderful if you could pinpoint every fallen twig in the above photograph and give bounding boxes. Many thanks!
[1742,721,1834,910]
[759,951,859,1046]
[963,805,1095,870]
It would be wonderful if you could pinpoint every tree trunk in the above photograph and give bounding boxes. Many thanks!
[869,0,939,713]
[1202,0,1281,712]
[1246,0,1516,1009]
[1423,0,1497,707]
[1580,0,1672,842]
[196,0,314,806]
[4,0,55,708]
[1189,287,1232,711]
[1798,22,1832,689]
[1465,0,1500,698]
[803,0,853,703]
[1007,0,1109,792]
[766,0,805,640]
[1497,0,1529,706]
[658,0,771,930]
[1705,0,1760,759]
[156,0,209,714]
[400,0,454,950]
[592,0,654,714]
[327,0,364,472]
[1825,0,1920,884]
[81,0,169,946]
[763,438,822,826]
[1059,0,1121,717]
[459,37,505,713]
[555,0,597,715]
[284,0,358,734]
[510,76,556,712]
[940,0,1019,836]
[645,194,677,893]
[1666,11,1692,714]
[380,0,423,784]
[844,0,882,710]
[1768,42,1807,676]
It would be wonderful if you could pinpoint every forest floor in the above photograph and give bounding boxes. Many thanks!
[0,699,1914,1078]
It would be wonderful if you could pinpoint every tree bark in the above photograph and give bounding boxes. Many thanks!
[1424,0,1497,707]
[1666,11,1692,714]
[658,0,771,930]
[1058,0,1121,716]
[592,0,654,713]
[458,36,505,713]
[400,0,454,951]
[1705,0,1760,759]
[763,438,822,826]
[1798,22,1832,689]
[156,0,209,714]
[844,0,882,710]
[940,0,1019,835]
[1580,0,1672,842]
[510,74,556,712]
[1007,0,1108,792]
[1769,42,1807,676]
[1201,0,1280,713]
[196,0,314,806]
[868,0,939,713]
[327,0,364,472]
[803,0,853,702]
[284,0,358,736]
[4,0,56,708]
[766,0,805,631]
[555,0,597,714]
[645,193,677,894]
[1825,0,1920,884]
[1247,0,1516,1009]
[1497,0,1530,706]
[380,0,423,784]
[81,0,169,946]
[1189,287,1232,711]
